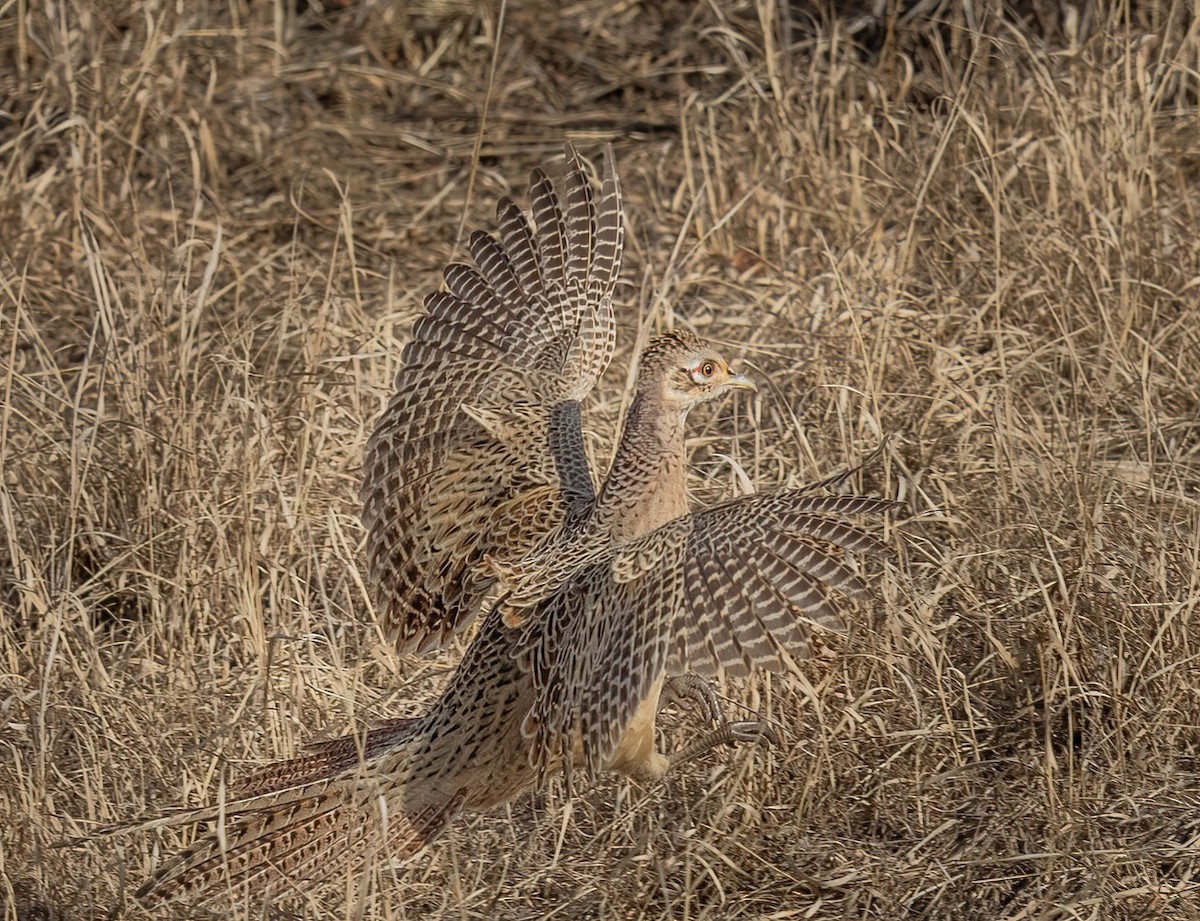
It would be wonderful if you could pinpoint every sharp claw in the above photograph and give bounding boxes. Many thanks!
[724,720,781,748]
[660,674,723,723]
[667,718,783,769]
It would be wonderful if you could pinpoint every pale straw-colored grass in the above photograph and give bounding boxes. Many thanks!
[3,2,1198,919]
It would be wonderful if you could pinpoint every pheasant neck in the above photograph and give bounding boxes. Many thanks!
[594,390,689,542]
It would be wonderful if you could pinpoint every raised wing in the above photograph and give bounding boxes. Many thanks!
[515,493,895,777]
[362,146,624,655]
[662,493,895,677]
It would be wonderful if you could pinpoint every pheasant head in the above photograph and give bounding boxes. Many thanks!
[637,330,756,416]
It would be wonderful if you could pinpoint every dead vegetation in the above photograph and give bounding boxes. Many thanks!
[2,1,1199,918]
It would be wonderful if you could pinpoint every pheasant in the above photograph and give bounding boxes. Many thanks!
[81,146,896,904]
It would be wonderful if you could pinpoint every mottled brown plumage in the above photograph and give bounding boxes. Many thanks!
[76,146,896,905]
[361,145,621,656]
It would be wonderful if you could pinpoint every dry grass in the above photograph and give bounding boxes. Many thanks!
[3,1,1200,918]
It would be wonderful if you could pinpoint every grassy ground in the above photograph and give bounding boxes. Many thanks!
[3,1,1200,918]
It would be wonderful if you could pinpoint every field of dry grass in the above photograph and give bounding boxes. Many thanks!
[3,1,1200,918]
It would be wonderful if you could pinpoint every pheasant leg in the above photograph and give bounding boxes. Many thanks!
[659,674,781,768]
[668,720,781,768]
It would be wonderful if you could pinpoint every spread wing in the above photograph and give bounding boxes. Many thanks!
[362,145,624,655]
[516,493,895,776]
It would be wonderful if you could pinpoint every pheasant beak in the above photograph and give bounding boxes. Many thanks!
[726,371,757,393]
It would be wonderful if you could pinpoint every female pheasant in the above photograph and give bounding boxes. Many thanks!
[97,146,895,904]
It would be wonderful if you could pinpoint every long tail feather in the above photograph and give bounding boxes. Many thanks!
[237,717,421,798]
[135,767,463,906]
[58,716,458,907]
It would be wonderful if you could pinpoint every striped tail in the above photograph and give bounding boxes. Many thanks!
[133,721,460,905]
[235,716,420,798]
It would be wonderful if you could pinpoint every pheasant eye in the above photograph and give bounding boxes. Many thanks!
[699,362,715,378]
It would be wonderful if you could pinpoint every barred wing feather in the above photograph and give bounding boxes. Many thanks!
[362,146,624,655]
[516,492,895,774]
